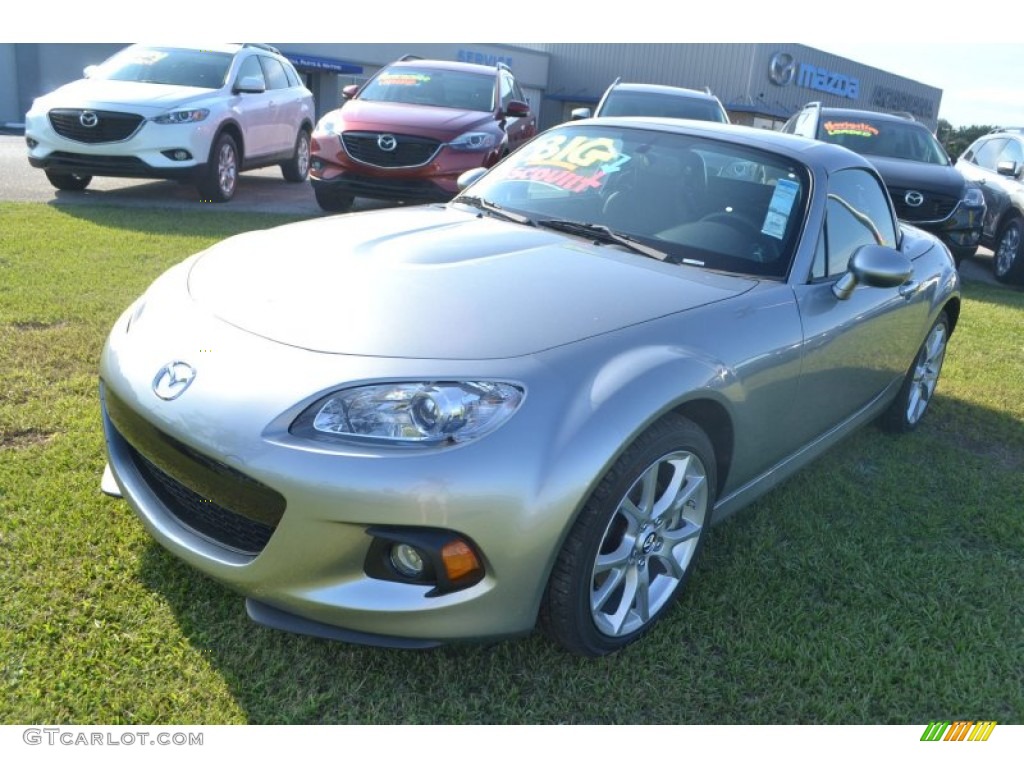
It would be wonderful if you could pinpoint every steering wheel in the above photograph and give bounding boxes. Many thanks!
[699,211,780,265]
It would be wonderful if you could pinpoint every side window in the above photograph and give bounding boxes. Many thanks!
[998,139,1024,168]
[260,56,290,91]
[281,60,301,88]
[235,55,266,89]
[791,109,816,138]
[820,169,897,278]
[499,72,514,109]
[973,138,1008,171]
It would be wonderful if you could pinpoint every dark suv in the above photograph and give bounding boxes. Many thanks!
[782,103,984,266]
[571,80,729,123]
[956,130,1024,284]
[309,57,536,212]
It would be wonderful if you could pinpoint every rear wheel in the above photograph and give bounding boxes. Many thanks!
[281,129,311,182]
[993,217,1024,284]
[45,170,91,191]
[314,186,355,213]
[542,414,715,656]
[198,133,239,202]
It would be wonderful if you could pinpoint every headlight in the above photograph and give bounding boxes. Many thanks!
[153,109,210,125]
[448,131,497,152]
[963,186,985,207]
[292,381,524,445]
[315,114,342,135]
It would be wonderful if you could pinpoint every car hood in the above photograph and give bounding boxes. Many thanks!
[34,78,217,112]
[335,100,493,139]
[187,206,756,360]
[866,156,967,195]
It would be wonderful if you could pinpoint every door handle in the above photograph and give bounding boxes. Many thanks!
[899,281,920,299]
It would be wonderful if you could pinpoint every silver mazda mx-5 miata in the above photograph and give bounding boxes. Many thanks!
[100,119,960,656]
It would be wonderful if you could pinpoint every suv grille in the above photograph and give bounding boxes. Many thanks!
[890,188,958,223]
[343,131,441,168]
[103,386,285,555]
[49,109,144,144]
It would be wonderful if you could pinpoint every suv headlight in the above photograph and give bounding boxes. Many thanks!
[153,109,210,125]
[963,186,985,207]
[315,114,342,135]
[448,131,497,152]
[291,381,524,445]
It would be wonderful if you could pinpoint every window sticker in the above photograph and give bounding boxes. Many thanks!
[761,178,799,240]
[505,134,632,194]
[377,73,432,86]
[823,121,879,138]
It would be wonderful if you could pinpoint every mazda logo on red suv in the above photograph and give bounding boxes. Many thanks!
[377,134,398,152]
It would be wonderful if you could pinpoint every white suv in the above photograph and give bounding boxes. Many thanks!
[25,43,315,202]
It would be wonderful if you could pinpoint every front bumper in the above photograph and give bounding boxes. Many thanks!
[98,293,578,644]
[25,109,217,180]
[309,132,496,202]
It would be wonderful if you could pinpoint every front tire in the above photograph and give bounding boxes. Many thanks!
[281,129,311,183]
[993,217,1024,285]
[45,170,91,191]
[880,313,949,433]
[198,133,239,203]
[313,185,355,213]
[542,414,716,656]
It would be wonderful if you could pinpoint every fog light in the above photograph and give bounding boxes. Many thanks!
[26,137,38,149]
[161,149,193,161]
[390,543,425,579]
[442,539,482,581]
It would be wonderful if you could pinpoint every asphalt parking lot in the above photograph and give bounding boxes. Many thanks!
[0,133,1006,285]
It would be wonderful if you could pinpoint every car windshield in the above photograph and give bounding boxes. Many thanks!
[358,67,495,112]
[90,46,233,89]
[600,90,727,123]
[818,117,949,165]
[462,124,809,278]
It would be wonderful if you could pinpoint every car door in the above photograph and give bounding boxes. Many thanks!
[232,54,275,159]
[258,55,297,155]
[790,168,929,444]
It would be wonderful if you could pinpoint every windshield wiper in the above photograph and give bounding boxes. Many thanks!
[453,195,535,226]
[535,219,669,261]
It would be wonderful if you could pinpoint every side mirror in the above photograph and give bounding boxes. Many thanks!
[83,65,98,79]
[341,84,359,101]
[997,159,1020,178]
[503,99,530,118]
[234,75,265,94]
[570,107,592,121]
[832,244,911,300]
[457,167,488,191]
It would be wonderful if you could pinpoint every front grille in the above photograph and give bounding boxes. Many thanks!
[890,188,958,223]
[47,151,150,172]
[128,445,276,555]
[342,131,441,168]
[49,109,144,143]
[103,386,285,555]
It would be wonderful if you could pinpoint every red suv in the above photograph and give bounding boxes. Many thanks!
[309,57,536,212]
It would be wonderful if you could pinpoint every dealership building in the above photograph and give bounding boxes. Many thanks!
[0,42,943,132]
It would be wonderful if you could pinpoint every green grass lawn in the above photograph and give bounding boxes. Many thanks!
[1,202,1022,724]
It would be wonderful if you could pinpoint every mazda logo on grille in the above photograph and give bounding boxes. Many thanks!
[377,134,398,152]
[152,361,197,401]
[904,190,925,207]
[79,111,99,128]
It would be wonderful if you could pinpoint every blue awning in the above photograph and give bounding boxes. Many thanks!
[283,53,363,75]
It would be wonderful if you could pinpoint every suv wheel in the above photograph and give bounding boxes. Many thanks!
[993,217,1024,285]
[45,171,92,192]
[314,186,355,213]
[281,129,311,183]
[198,133,239,203]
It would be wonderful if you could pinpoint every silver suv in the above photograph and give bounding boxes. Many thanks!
[25,43,315,202]
[571,80,729,123]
